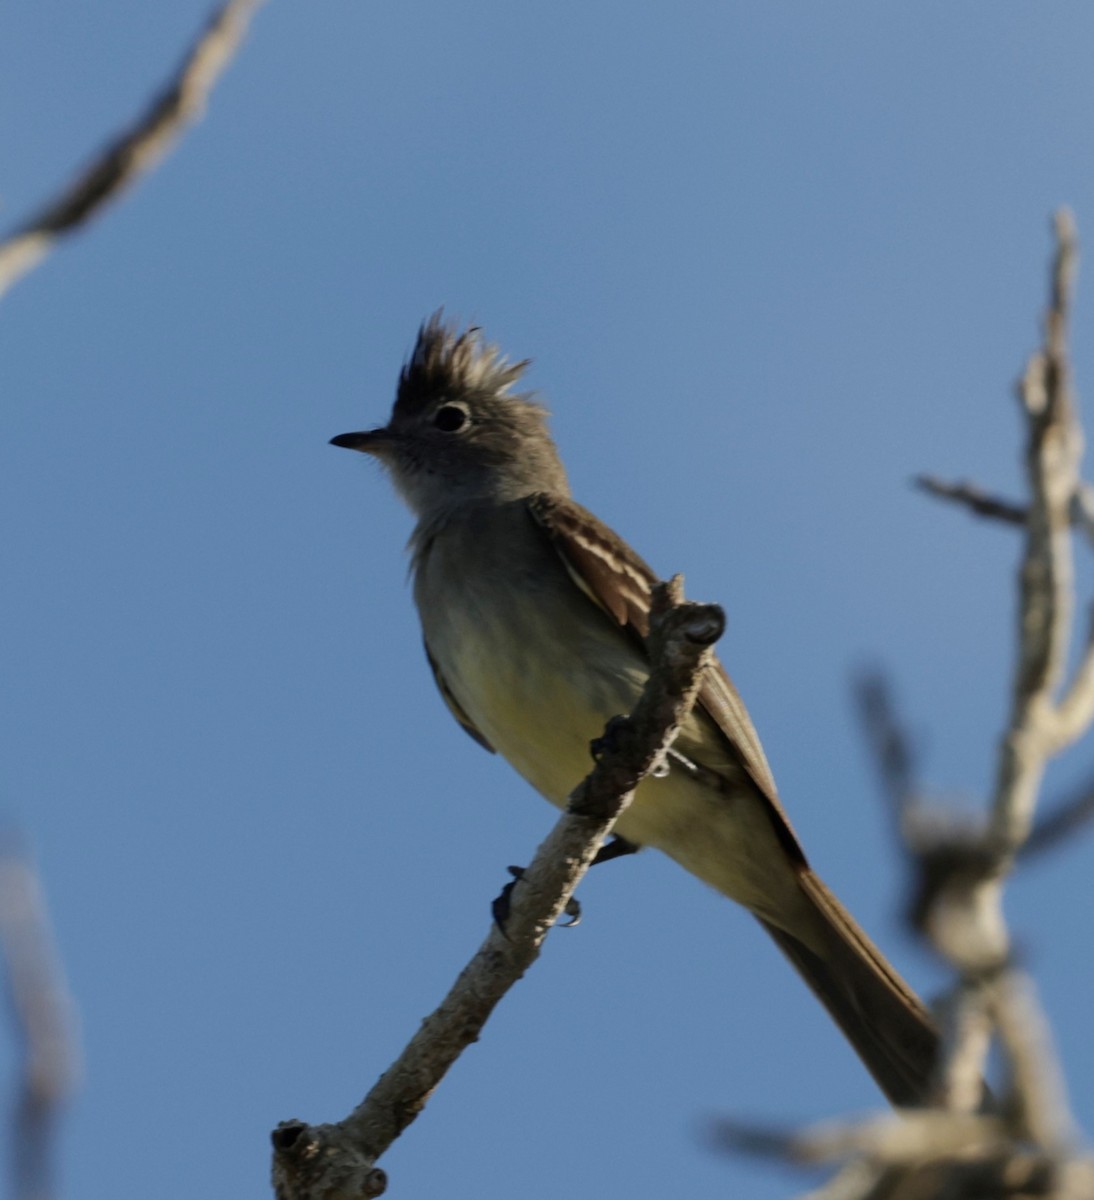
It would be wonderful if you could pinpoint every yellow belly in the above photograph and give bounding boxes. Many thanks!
[415,526,809,932]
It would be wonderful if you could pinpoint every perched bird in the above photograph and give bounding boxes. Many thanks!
[331,315,940,1105]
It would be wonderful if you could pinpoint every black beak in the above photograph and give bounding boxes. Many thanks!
[329,429,390,452]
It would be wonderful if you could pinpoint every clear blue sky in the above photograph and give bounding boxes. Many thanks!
[3,4,1094,1197]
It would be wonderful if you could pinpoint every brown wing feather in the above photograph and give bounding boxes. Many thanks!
[527,494,954,1105]
[527,494,653,631]
[527,493,805,862]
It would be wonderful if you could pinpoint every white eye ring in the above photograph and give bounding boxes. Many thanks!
[433,402,470,433]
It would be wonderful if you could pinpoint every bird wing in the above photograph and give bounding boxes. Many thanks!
[527,492,807,865]
[424,640,496,753]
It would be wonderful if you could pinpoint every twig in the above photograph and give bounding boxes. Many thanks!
[990,210,1082,858]
[916,478,1094,564]
[928,978,993,1117]
[1048,599,1094,752]
[0,840,80,1200]
[800,1161,885,1200]
[0,0,267,300]
[1069,483,1094,545]
[712,1110,1009,1167]
[271,578,724,1200]
[914,477,1027,525]
[1021,772,1094,859]
[852,672,918,838]
[713,1093,1090,1199]
[852,671,991,959]
[988,970,1074,1152]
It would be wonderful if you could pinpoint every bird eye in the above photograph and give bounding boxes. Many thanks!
[433,404,469,433]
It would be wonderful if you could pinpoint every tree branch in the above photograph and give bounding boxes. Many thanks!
[271,578,724,1200]
[914,477,1027,525]
[0,0,267,301]
[718,212,1094,1199]
[0,840,80,1200]
[990,210,1082,860]
[1021,769,1094,859]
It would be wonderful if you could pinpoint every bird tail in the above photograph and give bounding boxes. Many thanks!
[758,869,941,1107]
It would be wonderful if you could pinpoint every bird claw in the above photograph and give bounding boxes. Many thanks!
[491,865,525,934]
[592,834,641,865]
[491,865,583,932]
[589,714,631,760]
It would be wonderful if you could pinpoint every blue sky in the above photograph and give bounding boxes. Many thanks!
[4,4,1094,1197]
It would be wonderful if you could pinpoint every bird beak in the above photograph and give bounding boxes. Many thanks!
[329,427,393,454]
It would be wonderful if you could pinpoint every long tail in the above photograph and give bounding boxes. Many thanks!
[759,869,940,1107]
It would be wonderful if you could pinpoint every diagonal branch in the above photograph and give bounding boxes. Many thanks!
[1021,769,1094,859]
[270,578,724,1200]
[914,477,1027,525]
[0,0,268,301]
[852,671,921,852]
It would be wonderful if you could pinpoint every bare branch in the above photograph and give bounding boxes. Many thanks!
[990,210,1082,858]
[932,981,994,1116]
[0,0,267,300]
[799,1161,885,1200]
[0,840,80,1200]
[1021,772,1094,859]
[1069,483,1094,545]
[915,479,1094,563]
[1049,602,1094,752]
[271,579,723,1200]
[899,214,1087,1144]
[800,215,1092,1200]
[852,671,919,836]
[712,1110,1009,1167]
[713,1103,1093,1199]
[985,971,1075,1152]
[851,671,995,962]
[914,476,1028,525]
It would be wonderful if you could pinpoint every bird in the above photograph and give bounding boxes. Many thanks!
[331,313,940,1106]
